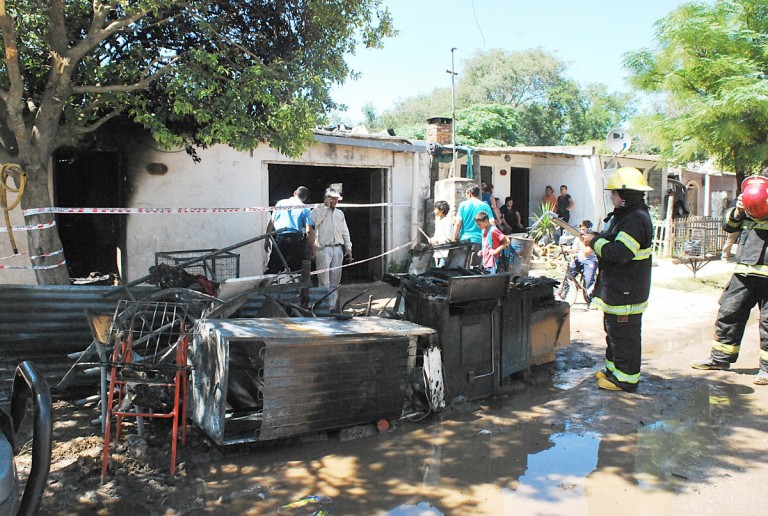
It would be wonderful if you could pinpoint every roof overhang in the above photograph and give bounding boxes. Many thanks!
[313,130,428,153]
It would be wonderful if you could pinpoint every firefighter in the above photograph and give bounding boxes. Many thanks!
[691,173,768,386]
[581,167,653,392]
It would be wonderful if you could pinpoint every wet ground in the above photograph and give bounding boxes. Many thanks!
[23,258,768,515]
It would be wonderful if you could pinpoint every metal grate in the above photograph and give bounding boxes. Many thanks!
[155,249,240,282]
[671,217,726,258]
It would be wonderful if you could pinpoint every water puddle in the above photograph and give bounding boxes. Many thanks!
[190,378,748,514]
[552,367,592,390]
[644,327,714,358]
[502,425,600,513]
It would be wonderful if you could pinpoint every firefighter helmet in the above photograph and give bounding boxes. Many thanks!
[605,167,653,192]
[741,175,768,220]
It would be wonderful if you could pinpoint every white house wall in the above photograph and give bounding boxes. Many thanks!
[124,142,423,282]
[478,153,607,230]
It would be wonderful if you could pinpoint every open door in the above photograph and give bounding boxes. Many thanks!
[53,150,123,281]
[510,167,530,228]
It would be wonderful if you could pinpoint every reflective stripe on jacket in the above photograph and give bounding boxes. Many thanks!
[590,206,653,315]
[724,207,768,277]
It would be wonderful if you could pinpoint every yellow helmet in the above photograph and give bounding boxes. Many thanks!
[605,167,653,192]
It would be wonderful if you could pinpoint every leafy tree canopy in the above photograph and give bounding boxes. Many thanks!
[0,0,394,283]
[369,48,633,148]
[624,0,768,185]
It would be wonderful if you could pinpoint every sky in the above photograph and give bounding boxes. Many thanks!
[331,0,694,124]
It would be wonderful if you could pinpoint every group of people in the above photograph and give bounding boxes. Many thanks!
[265,186,351,311]
[267,168,768,393]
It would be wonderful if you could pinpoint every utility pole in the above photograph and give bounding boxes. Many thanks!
[446,48,458,177]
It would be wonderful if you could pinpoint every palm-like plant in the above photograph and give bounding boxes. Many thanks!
[528,202,557,244]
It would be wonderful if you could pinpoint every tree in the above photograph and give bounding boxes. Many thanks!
[455,104,520,147]
[0,0,393,284]
[375,48,633,147]
[457,48,565,107]
[624,0,768,188]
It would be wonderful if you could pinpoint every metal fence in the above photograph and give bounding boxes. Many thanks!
[653,216,726,259]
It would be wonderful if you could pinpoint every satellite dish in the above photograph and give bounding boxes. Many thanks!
[606,128,632,154]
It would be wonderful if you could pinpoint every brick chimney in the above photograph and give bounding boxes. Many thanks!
[426,116,453,145]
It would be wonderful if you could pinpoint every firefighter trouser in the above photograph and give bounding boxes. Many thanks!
[711,273,768,373]
[603,313,643,389]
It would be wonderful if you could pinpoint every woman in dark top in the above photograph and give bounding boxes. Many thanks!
[499,196,524,234]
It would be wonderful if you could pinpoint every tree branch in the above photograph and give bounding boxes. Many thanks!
[70,6,151,63]
[71,109,122,135]
[0,5,31,154]
[48,0,68,54]
[71,57,181,94]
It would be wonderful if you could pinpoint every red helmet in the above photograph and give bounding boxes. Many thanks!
[741,176,768,220]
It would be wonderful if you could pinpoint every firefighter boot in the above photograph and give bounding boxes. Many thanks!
[597,373,637,393]
[596,377,622,391]
[691,358,730,370]
[595,369,608,380]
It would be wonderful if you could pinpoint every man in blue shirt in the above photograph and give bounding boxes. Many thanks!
[265,186,314,273]
[453,184,494,268]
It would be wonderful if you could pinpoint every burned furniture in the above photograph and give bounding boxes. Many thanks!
[400,272,511,401]
[190,317,435,445]
[101,299,193,481]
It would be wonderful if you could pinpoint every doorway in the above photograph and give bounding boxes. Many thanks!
[267,165,385,282]
[509,167,530,229]
[685,181,699,216]
[52,150,123,280]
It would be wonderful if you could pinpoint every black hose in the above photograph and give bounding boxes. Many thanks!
[11,361,52,516]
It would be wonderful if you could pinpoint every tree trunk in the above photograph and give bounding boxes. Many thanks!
[19,160,70,285]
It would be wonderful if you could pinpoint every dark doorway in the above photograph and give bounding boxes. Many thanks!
[509,167,530,229]
[267,165,385,282]
[53,150,123,279]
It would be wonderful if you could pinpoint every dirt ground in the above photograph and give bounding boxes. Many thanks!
[18,257,768,515]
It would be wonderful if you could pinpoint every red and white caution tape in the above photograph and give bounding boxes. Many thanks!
[0,220,56,232]
[0,259,66,270]
[310,240,414,277]
[23,202,411,217]
[0,248,64,261]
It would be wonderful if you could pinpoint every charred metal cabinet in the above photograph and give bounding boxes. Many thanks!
[190,317,434,445]
[500,285,532,378]
[403,275,509,402]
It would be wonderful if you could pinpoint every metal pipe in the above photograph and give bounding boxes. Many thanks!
[471,307,496,381]
[412,151,420,245]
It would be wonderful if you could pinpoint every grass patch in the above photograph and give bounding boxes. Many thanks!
[655,272,731,293]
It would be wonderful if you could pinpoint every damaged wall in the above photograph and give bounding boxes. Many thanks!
[123,138,429,281]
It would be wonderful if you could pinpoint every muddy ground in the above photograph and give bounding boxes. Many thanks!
[17,258,768,515]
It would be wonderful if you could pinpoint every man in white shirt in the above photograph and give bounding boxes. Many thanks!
[310,188,352,311]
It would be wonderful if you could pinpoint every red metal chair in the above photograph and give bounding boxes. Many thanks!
[101,301,190,482]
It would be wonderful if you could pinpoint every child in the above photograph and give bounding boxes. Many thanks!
[428,200,453,267]
[474,211,510,274]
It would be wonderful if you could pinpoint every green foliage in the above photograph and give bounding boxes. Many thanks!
[455,104,520,147]
[0,0,396,284]
[527,203,557,243]
[0,1,396,160]
[623,0,768,183]
[371,48,634,147]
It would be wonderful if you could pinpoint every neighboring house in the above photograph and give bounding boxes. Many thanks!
[425,117,671,234]
[2,128,430,284]
[674,160,738,217]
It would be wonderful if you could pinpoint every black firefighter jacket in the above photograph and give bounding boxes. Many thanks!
[589,205,653,315]
[724,207,768,277]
